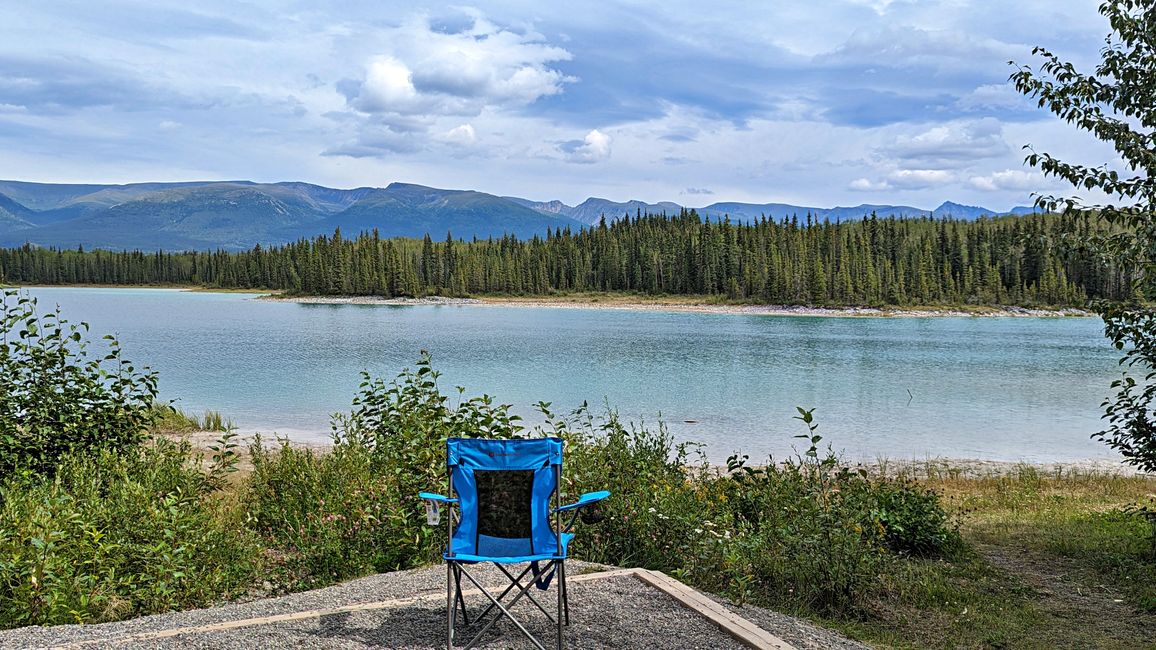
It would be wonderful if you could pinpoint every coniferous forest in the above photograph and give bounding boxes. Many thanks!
[0,210,1132,306]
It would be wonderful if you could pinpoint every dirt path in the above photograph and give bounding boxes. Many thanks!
[977,543,1156,649]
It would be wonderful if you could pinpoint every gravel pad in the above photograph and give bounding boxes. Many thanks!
[0,563,862,649]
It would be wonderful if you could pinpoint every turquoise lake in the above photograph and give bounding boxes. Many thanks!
[16,287,1124,463]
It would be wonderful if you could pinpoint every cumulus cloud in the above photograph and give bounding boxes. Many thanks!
[849,177,890,191]
[850,169,955,191]
[350,56,430,115]
[884,119,1009,167]
[968,169,1042,192]
[560,129,611,164]
[440,123,478,146]
[335,13,574,157]
[682,187,714,195]
[323,129,421,157]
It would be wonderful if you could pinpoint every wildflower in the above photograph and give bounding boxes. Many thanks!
[647,507,656,513]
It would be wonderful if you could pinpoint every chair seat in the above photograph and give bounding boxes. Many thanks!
[445,532,573,563]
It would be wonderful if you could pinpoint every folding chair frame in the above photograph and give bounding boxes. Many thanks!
[443,464,568,650]
[422,440,607,650]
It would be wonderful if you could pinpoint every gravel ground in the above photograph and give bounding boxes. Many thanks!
[718,601,869,650]
[0,563,864,650]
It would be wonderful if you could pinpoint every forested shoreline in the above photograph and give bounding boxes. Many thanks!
[0,210,1131,306]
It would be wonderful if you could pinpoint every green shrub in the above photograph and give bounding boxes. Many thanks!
[244,353,526,589]
[873,477,960,556]
[245,438,430,589]
[0,290,158,476]
[0,439,258,628]
[560,404,958,614]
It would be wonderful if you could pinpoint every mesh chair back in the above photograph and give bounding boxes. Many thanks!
[447,437,563,559]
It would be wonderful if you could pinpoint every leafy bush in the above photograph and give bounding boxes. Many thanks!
[0,290,158,476]
[873,477,959,556]
[0,439,258,627]
[245,439,430,589]
[561,405,958,613]
[244,353,526,589]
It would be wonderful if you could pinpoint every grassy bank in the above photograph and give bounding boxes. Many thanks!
[830,465,1156,648]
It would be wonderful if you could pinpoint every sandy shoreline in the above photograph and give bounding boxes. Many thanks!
[262,294,1093,318]
[167,431,1144,477]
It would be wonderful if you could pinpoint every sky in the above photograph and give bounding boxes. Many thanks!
[0,0,1124,210]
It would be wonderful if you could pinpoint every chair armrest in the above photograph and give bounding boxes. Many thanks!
[554,490,610,512]
[419,492,459,503]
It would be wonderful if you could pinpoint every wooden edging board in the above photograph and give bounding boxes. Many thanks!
[633,569,795,650]
[54,567,796,650]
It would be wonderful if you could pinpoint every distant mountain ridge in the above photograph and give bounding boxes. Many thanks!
[0,179,1038,251]
[513,196,1038,225]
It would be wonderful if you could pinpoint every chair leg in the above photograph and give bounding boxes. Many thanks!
[560,561,570,626]
[453,565,470,626]
[447,561,455,649]
[556,560,564,650]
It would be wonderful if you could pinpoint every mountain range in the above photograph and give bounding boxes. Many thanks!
[0,179,1038,251]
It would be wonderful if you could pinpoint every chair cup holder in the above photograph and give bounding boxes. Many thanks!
[423,498,441,525]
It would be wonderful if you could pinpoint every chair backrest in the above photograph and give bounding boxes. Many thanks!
[447,437,563,557]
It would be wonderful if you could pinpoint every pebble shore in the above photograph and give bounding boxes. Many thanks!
[263,294,1091,318]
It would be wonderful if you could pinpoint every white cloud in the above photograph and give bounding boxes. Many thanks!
[885,119,1009,167]
[351,56,429,114]
[850,169,955,192]
[849,177,890,191]
[561,129,612,164]
[968,169,1041,192]
[821,25,1019,71]
[957,83,1032,112]
[333,13,576,158]
[342,16,573,120]
[441,123,478,146]
[887,169,954,189]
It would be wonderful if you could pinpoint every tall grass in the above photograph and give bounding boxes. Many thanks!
[150,402,235,433]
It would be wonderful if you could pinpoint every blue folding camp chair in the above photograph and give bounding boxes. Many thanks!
[420,437,609,650]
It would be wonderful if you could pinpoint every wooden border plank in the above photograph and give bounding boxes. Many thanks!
[632,569,796,650]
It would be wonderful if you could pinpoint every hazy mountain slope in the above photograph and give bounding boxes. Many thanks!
[0,193,34,231]
[16,183,325,250]
[329,183,580,240]
[0,178,1045,251]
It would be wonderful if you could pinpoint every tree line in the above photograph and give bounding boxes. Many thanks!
[0,209,1132,306]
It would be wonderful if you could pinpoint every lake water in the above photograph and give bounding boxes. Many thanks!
[14,287,1124,463]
